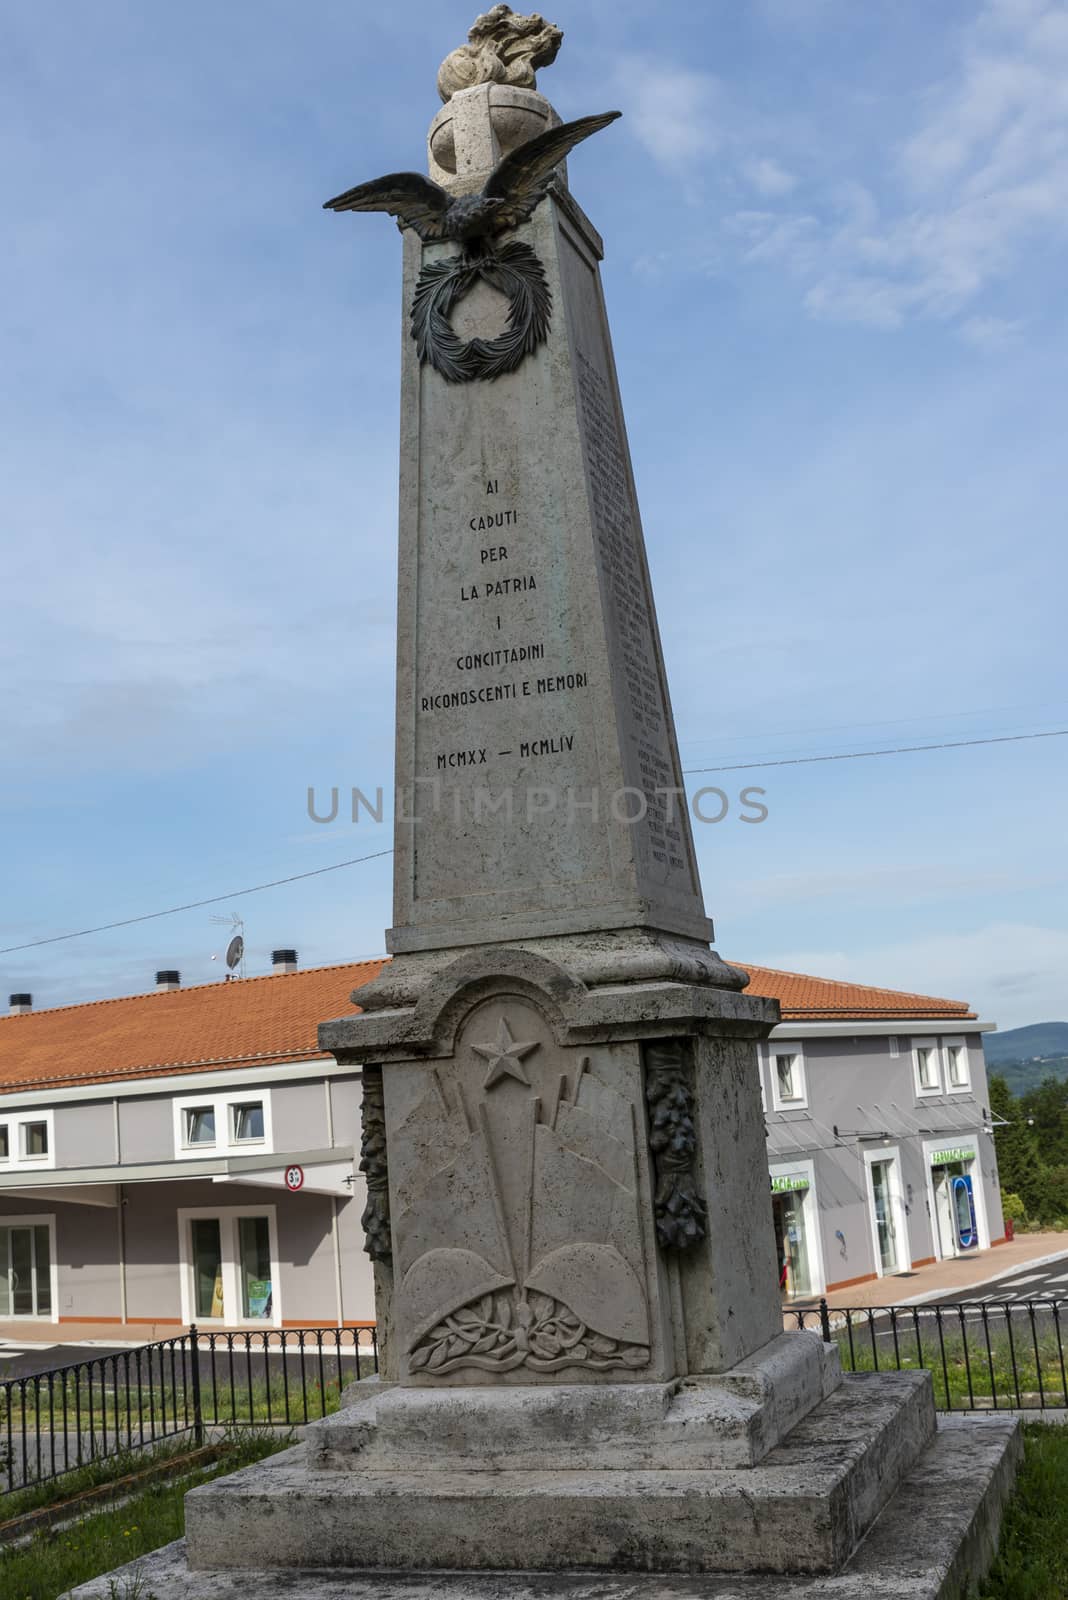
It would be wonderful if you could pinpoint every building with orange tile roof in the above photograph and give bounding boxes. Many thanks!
[0,953,1002,1327]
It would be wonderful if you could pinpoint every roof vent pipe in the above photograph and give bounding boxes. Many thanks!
[272,949,298,975]
[155,970,181,992]
[9,993,32,1015]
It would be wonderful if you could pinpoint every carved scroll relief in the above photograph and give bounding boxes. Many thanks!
[390,997,651,1378]
[359,1064,393,1264]
[644,1039,708,1252]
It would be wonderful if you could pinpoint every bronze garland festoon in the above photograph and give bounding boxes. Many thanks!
[359,1064,392,1264]
[644,1040,708,1252]
[410,241,551,384]
[323,110,621,383]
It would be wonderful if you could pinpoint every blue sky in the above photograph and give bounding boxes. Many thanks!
[3,0,1067,1030]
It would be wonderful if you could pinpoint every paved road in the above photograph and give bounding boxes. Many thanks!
[0,1335,374,1387]
[925,1255,1068,1309]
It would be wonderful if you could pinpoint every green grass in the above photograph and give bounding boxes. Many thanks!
[0,1437,206,1522]
[981,1424,1068,1598]
[832,1317,1068,1411]
[1,1368,357,1469]
[0,1431,287,1600]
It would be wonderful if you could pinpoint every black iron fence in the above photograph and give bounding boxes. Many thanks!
[791,1297,1068,1413]
[8,1302,1067,1497]
[1,1325,378,1497]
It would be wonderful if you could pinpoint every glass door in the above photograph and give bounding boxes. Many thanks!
[772,1190,811,1296]
[238,1216,273,1321]
[0,1224,52,1317]
[870,1160,900,1274]
[191,1218,226,1319]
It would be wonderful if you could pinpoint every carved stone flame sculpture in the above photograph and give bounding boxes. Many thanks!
[437,5,563,104]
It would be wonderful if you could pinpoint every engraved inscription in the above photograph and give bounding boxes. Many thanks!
[574,353,687,875]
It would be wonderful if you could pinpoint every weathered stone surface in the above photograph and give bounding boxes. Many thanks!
[325,947,783,1383]
[63,1421,1021,1600]
[66,1403,1020,1600]
[307,1331,840,1472]
[437,8,563,105]
[179,1374,934,1575]
[383,166,713,957]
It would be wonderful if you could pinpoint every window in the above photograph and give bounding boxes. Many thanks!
[913,1041,942,1096]
[184,1107,216,1147]
[888,1036,900,1058]
[0,1112,55,1171]
[173,1093,272,1159]
[20,1122,49,1160]
[179,1206,279,1325]
[770,1044,807,1111]
[944,1038,970,1091]
[231,1102,265,1143]
[777,1055,800,1101]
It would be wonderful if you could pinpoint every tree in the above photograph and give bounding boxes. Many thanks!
[1021,1077,1068,1169]
[989,1074,1045,1216]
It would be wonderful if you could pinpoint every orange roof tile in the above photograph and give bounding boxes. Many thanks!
[739,963,974,1023]
[0,961,386,1095]
[0,957,974,1096]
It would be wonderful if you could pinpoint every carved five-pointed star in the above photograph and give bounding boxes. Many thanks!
[472,1016,540,1089]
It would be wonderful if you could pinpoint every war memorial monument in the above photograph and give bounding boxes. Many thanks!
[74,9,1022,1598]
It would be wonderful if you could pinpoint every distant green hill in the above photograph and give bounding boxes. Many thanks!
[996,1056,1068,1096]
[985,1022,1068,1064]
[984,1023,1068,1096]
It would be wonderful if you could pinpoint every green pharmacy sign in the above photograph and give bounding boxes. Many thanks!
[930,1147,974,1166]
[770,1173,810,1194]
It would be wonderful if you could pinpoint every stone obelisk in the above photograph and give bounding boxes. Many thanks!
[318,12,791,1395]
[72,14,1023,1597]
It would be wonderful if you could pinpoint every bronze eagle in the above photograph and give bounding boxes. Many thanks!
[323,111,621,243]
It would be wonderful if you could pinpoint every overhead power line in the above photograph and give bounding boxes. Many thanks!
[3,725,1065,959]
[683,728,1068,775]
[0,850,395,956]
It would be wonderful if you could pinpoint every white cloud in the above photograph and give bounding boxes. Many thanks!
[744,865,1053,908]
[741,156,798,196]
[759,922,1068,1031]
[715,0,1068,332]
[958,313,1027,349]
[616,60,721,167]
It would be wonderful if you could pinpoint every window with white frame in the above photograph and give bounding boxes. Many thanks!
[770,1044,807,1110]
[173,1092,272,1159]
[913,1040,942,1096]
[944,1038,971,1091]
[178,1205,280,1325]
[0,1111,56,1172]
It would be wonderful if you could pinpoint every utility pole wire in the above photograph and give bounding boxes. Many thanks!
[683,728,1068,775]
[0,850,395,955]
[3,726,1065,958]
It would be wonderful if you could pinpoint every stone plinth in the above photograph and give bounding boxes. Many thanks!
[62,1412,1024,1600]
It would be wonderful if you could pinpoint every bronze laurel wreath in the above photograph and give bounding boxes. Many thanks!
[410,241,552,383]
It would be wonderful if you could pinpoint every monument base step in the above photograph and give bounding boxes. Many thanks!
[61,1415,1022,1600]
[313,1331,841,1472]
[187,1372,933,1576]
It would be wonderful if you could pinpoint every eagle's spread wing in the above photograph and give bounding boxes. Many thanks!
[323,172,452,240]
[483,112,622,231]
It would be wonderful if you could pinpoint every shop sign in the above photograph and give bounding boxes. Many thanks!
[930,1146,974,1166]
[770,1173,810,1194]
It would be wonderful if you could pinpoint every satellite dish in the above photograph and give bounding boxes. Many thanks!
[225,935,245,972]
